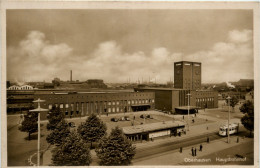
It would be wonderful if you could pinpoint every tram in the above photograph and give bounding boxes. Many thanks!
[219,123,239,136]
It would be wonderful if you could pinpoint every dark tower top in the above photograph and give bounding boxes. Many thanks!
[174,61,201,90]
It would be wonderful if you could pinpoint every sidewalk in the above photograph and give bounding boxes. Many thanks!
[133,136,253,165]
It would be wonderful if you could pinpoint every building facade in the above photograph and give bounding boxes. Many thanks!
[33,90,155,120]
[135,88,218,113]
[174,61,201,90]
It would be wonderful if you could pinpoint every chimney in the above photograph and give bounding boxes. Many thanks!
[70,70,72,82]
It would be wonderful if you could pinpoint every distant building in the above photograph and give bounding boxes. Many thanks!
[8,85,33,90]
[86,79,107,88]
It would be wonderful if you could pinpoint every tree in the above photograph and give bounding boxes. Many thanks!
[47,106,65,131]
[240,100,254,136]
[19,111,38,140]
[77,113,107,148]
[51,131,92,166]
[95,126,136,166]
[46,121,70,146]
[225,96,239,112]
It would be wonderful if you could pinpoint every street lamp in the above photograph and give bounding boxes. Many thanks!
[226,96,231,143]
[187,93,191,131]
[30,98,48,166]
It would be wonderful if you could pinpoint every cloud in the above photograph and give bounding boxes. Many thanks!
[7,31,73,82]
[228,29,252,43]
[7,29,253,84]
[175,29,253,83]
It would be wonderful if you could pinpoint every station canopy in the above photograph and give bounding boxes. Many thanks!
[122,120,185,135]
[175,106,200,110]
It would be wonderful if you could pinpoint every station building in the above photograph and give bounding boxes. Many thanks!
[135,61,218,114]
[135,88,218,114]
[32,90,155,120]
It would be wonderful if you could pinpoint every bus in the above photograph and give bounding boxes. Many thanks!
[219,123,239,136]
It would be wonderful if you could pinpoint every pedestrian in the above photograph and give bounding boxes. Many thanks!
[207,126,208,130]
[180,147,182,153]
[207,137,210,143]
[195,113,196,117]
[237,137,239,143]
[183,115,184,120]
[191,147,194,157]
[134,116,135,120]
[194,148,197,156]
[192,119,195,123]
[178,132,181,137]
[200,144,203,151]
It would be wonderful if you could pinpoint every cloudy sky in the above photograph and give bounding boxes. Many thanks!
[7,10,253,83]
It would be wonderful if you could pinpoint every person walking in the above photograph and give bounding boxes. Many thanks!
[180,147,182,153]
[191,147,194,157]
[207,137,210,143]
[194,148,197,156]
[200,144,203,151]
[183,115,184,120]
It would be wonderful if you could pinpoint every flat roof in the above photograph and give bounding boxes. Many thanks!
[122,120,185,135]
[174,61,201,64]
[136,87,216,92]
[33,90,155,95]
[136,87,184,91]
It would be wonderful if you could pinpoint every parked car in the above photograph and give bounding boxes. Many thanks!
[140,114,147,119]
[147,115,153,119]
[68,122,76,128]
[111,118,119,122]
[124,116,130,121]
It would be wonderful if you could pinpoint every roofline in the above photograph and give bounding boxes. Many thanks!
[174,61,201,64]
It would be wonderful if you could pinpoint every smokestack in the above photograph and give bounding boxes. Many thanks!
[70,70,72,82]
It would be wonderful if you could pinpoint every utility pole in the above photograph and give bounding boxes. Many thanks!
[187,93,191,131]
[30,98,48,166]
[227,96,231,143]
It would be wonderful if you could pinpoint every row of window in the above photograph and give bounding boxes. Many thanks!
[48,99,155,110]
[196,97,214,102]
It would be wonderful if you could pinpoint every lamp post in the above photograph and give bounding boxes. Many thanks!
[226,96,231,143]
[30,98,48,166]
[187,93,191,131]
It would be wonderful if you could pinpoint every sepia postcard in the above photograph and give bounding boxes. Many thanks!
[1,1,259,168]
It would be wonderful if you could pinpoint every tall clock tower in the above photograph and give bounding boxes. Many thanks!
[174,61,201,90]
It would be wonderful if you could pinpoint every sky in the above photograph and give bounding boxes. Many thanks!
[6,9,253,83]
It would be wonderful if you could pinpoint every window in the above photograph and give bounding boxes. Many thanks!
[76,103,79,111]
[116,101,119,105]
[128,100,131,105]
[48,104,52,110]
[65,104,69,108]
[60,104,63,108]
[108,101,111,105]
[112,101,115,105]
